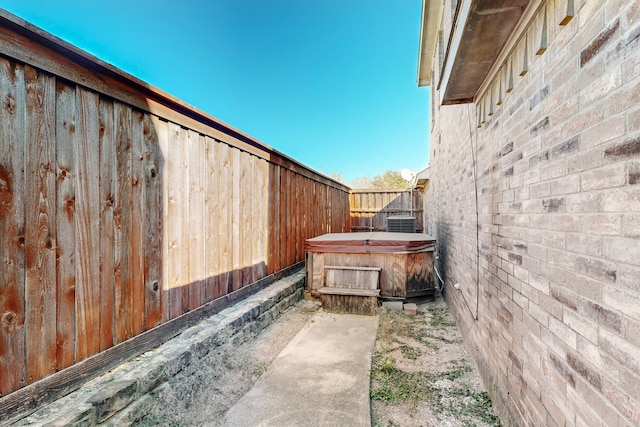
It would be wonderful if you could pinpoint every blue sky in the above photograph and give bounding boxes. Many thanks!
[2,0,430,185]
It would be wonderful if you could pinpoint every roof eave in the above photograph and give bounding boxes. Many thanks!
[417,0,442,87]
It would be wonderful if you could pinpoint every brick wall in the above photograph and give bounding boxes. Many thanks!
[426,1,640,425]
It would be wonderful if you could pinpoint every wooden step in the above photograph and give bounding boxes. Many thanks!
[318,287,380,297]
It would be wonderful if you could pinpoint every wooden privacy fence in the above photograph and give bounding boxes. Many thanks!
[0,9,349,405]
[349,189,424,232]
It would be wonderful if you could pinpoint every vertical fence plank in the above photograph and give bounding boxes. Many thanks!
[98,98,115,350]
[294,173,301,261]
[130,110,145,335]
[187,130,203,309]
[219,143,231,295]
[250,155,259,282]
[154,116,170,322]
[203,137,216,302]
[180,126,191,314]
[24,65,57,384]
[54,79,76,370]
[231,148,241,291]
[143,113,164,329]
[114,101,133,341]
[166,122,181,318]
[259,159,269,277]
[75,87,101,359]
[268,164,279,274]
[212,139,222,298]
[280,169,288,270]
[241,154,251,286]
[0,57,26,396]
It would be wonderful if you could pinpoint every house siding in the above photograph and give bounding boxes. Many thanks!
[426,1,640,425]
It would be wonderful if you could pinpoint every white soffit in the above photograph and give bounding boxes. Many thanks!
[417,0,443,87]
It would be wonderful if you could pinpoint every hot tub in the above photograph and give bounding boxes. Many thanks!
[305,232,436,300]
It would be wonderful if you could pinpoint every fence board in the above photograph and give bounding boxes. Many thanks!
[188,130,204,309]
[24,65,57,384]
[272,165,280,273]
[231,148,241,291]
[143,113,163,329]
[260,158,269,277]
[166,122,181,317]
[155,116,170,323]
[204,137,220,301]
[167,123,186,317]
[0,57,27,396]
[75,87,101,359]
[250,155,259,282]
[219,143,231,296]
[114,101,134,341]
[98,98,115,351]
[129,111,145,336]
[240,154,251,286]
[294,174,301,260]
[54,79,76,370]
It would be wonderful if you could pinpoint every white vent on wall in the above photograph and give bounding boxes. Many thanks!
[387,216,416,233]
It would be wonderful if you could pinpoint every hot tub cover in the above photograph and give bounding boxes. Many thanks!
[304,232,436,254]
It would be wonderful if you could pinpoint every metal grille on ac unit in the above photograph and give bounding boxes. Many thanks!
[386,216,416,233]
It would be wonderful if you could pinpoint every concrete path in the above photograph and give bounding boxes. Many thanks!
[222,311,379,427]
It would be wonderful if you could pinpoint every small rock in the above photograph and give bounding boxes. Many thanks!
[403,303,417,315]
[382,301,404,312]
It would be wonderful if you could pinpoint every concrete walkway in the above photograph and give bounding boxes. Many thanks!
[222,311,379,427]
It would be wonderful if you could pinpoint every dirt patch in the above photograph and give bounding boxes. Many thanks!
[370,297,501,427]
[134,299,322,426]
